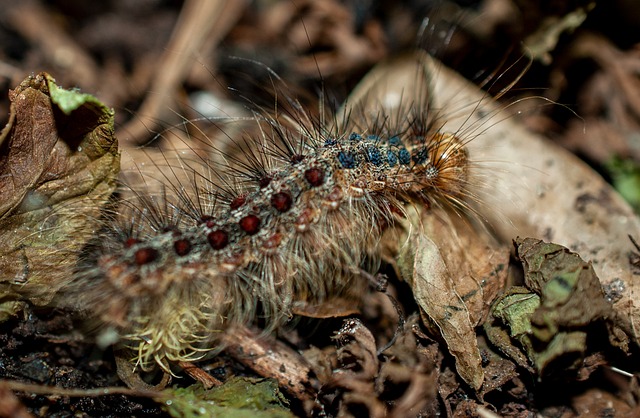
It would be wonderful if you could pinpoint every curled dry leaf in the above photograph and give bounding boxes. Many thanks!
[291,296,361,319]
[0,73,118,307]
[483,287,540,372]
[393,206,509,391]
[333,319,379,380]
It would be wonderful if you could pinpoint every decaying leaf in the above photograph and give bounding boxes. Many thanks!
[393,206,509,391]
[484,287,540,372]
[517,237,613,335]
[522,4,592,64]
[400,230,484,390]
[0,73,118,308]
[486,238,618,374]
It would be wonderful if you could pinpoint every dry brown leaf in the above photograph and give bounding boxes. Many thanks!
[291,297,361,318]
[401,231,483,389]
[395,206,509,391]
[567,386,640,417]
[0,73,118,307]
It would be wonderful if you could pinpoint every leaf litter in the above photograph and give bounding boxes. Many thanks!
[2,1,640,417]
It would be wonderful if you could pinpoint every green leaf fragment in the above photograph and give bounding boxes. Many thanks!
[492,289,540,339]
[161,377,294,418]
[46,74,112,116]
[533,331,587,372]
[606,156,640,212]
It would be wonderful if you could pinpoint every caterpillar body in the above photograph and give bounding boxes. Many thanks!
[73,50,474,373]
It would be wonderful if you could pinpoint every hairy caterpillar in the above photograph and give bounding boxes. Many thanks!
[68,48,488,374]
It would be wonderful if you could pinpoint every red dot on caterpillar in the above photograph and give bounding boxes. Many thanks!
[133,247,158,265]
[258,176,272,188]
[207,230,228,250]
[124,237,139,248]
[239,214,261,234]
[304,167,325,187]
[271,192,293,212]
[173,239,192,256]
[230,195,247,210]
[263,233,284,253]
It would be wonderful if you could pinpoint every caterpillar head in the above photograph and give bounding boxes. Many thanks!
[408,132,469,199]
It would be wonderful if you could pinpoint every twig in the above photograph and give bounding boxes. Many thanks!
[118,0,248,145]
